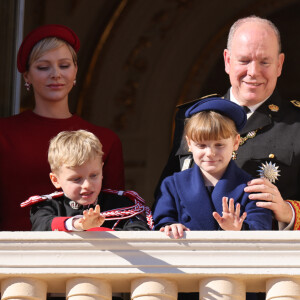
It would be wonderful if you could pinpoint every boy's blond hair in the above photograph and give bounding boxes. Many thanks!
[48,130,103,173]
[184,111,238,143]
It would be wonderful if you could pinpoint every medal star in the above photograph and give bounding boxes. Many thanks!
[257,161,281,183]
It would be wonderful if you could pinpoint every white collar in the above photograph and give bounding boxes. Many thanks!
[229,87,270,116]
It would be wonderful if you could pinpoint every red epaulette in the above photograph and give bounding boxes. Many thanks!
[101,189,154,230]
[287,200,300,230]
[20,191,64,208]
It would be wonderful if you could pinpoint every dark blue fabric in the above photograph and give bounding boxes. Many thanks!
[153,160,272,230]
[185,97,247,131]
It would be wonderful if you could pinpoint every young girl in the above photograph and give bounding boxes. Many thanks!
[153,97,272,238]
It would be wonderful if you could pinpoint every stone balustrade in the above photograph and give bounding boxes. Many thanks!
[0,231,300,299]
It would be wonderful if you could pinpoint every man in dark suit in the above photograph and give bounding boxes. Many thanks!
[156,15,300,230]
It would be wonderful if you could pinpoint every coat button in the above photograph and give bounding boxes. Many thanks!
[182,213,191,223]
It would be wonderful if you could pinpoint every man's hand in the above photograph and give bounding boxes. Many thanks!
[213,197,247,231]
[74,205,105,230]
[244,178,293,223]
[159,223,190,239]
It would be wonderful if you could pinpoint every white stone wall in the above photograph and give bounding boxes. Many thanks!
[1,231,300,299]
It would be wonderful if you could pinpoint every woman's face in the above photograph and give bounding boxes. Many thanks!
[24,44,77,106]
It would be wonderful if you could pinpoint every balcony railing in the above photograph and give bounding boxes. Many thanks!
[0,231,300,299]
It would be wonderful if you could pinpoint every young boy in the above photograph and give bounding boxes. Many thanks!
[21,130,153,231]
[153,97,272,238]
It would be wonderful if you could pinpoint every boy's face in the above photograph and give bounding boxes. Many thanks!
[50,157,103,206]
[186,135,240,182]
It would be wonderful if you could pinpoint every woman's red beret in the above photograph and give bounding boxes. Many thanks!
[17,24,80,73]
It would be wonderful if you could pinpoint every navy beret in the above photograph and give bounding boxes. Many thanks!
[185,97,247,131]
[17,24,80,73]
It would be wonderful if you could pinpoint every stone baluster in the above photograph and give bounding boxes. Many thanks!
[266,278,300,300]
[1,277,47,300]
[200,277,245,300]
[66,278,112,300]
[131,278,178,300]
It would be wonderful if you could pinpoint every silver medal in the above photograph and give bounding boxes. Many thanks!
[257,161,281,183]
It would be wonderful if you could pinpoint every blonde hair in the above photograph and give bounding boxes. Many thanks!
[184,111,238,143]
[27,37,77,70]
[48,130,103,173]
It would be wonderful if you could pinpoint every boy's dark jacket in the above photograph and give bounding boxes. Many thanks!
[23,190,151,231]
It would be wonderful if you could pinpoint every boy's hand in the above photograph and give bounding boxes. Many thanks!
[212,197,247,231]
[74,205,105,230]
[159,223,190,239]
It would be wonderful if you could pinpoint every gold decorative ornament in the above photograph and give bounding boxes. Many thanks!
[239,130,258,146]
[268,104,279,112]
[291,100,300,108]
[269,154,275,159]
[257,161,281,183]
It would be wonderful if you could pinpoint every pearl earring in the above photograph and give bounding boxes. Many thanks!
[24,82,31,91]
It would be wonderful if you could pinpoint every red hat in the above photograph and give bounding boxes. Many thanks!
[17,24,80,73]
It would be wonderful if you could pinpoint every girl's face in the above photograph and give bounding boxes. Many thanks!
[186,135,240,181]
[24,44,77,106]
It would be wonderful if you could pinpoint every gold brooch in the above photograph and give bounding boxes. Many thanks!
[257,161,281,183]
[268,104,279,112]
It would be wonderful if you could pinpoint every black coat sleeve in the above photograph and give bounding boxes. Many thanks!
[30,200,61,231]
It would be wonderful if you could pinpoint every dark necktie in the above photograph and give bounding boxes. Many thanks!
[242,106,251,114]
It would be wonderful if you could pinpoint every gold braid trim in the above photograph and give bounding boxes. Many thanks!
[290,100,300,108]
[287,200,300,230]
[239,130,258,146]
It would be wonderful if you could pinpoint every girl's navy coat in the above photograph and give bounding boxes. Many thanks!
[153,160,272,230]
